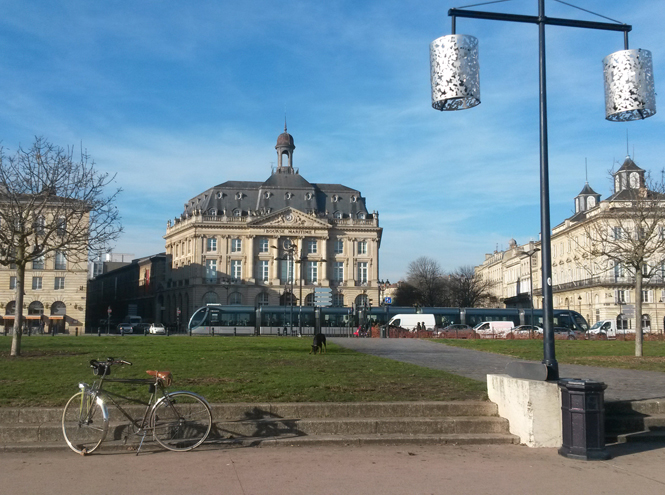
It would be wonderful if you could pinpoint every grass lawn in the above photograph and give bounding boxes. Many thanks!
[435,339,665,372]
[0,335,487,407]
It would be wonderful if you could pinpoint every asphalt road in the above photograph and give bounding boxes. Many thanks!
[2,443,665,495]
[331,338,665,402]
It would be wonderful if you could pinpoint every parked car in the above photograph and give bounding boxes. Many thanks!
[135,323,150,334]
[436,324,474,338]
[117,323,133,334]
[149,323,166,335]
[554,327,577,340]
[510,325,543,338]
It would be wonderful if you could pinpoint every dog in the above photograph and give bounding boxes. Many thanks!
[309,333,327,354]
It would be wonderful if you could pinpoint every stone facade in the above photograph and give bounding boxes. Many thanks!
[475,155,665,333]
[161,128,382,327]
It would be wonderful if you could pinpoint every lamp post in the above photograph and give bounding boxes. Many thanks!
[430,0,655,380]
[520,247,540,338]
[379,279,390,338]
[272,241,296,336]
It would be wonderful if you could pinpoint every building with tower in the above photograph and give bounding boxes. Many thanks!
[476,154,665,333]
[160,126,382,328]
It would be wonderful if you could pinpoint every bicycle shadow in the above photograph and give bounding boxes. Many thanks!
[210,406,307,447]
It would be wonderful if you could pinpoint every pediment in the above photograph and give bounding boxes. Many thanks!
[249,207,330,230]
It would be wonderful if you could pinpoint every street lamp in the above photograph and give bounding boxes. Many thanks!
[379,279,390,337]
[431,1,655,380]
[272,241,296,336]
[520,247,540,338]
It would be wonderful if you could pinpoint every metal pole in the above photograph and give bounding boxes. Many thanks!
[529,253,535,338]
[538,0,558,380]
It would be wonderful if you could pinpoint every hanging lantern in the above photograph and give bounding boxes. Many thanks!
[603,48,656,122]
[430,34,480,111]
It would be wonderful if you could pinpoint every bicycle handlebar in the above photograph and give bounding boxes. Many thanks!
[90,358,133,368]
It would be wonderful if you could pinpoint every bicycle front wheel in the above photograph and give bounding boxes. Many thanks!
[62,391,108,455]
[151,391,212,451]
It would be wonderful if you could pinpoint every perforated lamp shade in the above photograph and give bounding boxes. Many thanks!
[430,34,480,111]
[603,48,656,122]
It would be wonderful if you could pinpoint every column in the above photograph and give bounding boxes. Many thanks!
[246,235,255,283]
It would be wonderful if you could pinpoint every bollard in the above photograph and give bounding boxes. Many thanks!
[559,379,610,460]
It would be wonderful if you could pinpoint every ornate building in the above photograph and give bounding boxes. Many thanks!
[161,127,382,327]
[475,155,665,333]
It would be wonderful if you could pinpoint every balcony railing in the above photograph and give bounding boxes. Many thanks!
[532,274,665,296]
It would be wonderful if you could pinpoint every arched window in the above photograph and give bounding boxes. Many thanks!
[202,291,219,305]
[332,293,344,307]
[642,314,651,333]
[28,301,44,316]
[51,301,66,316]
[357,212,366,219]
[333,211,342,219]
[6,301,16,315]
[256,293,269,306]
[305,293,315,307]
[355,294,368,308]
[280,291,296,306]
[228,292,242,305]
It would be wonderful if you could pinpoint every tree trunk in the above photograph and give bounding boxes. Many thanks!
[10,264,26,357]
[635,269,643,357]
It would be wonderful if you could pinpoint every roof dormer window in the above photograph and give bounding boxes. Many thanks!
[217,192,223,199]
[332,195,339,203]
[357,212,366,219]
[333,211,342,219]
[351,195,357,203]
[305,192,313,200]
[235,192,243,200]
[233,209,241,217]
[285,192,293,200]
[264,192,271,199]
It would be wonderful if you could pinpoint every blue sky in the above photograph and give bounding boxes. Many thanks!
[1,0,664,281]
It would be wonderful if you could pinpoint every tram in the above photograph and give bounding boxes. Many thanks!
[187,304,589,336]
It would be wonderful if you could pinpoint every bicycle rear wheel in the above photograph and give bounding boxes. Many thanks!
[62,391,108,455]
[151,391,212,451]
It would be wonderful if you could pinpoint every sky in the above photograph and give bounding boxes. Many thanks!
[0,0,664,282]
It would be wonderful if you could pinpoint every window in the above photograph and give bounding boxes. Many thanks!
[257,293,269,306]
[258,260,269,282]
[280,259,294,284]
[54,277,65,290]
[32,277,42,290]
[228,292,242,305]
[233,209,241,217]
[231,238,242,252]
[642,290,653,303]
[305,192,313,200]
[613,227,623,240]
[206,237,217,252]
[259,238,269,253]
[231,260,242,280]
[56,217,66,236]
[205,260,217,282]
[308,239,317,254]
[333,262,344,282]
[332,195,339,203]
[34,216,45,235]
[55,251,67,270]
[9,276,16,290]
[235,192,243,200]
[334,240,343,254]
[357,212,366,219]
[351,195,357,203]
[306,262,318,284]
[614,262,624,281]
[285,192,292,200]
[332,293,344,307]
[615,289,628,304]
[32,256,45,270]
[357,241,367,255]
[333,211,342,219]
[358,262,368,285]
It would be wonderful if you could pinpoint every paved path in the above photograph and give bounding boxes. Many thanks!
[331,338,665,402]
[2,443,665,495]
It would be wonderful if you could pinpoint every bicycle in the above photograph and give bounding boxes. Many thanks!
[62,357,212,455]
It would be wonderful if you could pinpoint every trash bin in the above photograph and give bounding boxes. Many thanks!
[381,326,387,338]
[558,378,610,460]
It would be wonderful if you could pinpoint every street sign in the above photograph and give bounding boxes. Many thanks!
[314,287,333,307]
[384,296,392,305]
[107,306,112,315]
[622,305,635,317]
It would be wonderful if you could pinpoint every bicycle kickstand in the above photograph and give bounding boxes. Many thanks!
[136,430,148,455]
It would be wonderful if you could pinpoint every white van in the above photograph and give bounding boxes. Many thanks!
[473,321,514,338]
[586,320,636,339]
[387,314,436,332]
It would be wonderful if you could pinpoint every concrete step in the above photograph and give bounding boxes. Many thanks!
[605,399,665,444]
[0,401,519,451]
[0,401,499,425]
[1,416,511,444]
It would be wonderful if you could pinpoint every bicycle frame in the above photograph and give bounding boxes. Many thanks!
[79,373,170,451]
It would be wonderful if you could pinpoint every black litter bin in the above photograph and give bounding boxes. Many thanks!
[558,378,610,460]
[381,326,387,338]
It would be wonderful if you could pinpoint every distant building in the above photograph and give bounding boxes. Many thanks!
[88,252,135,279]
[161,127,382,327]
[475,155,665,332]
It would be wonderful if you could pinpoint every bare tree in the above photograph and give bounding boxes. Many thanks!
[405,256,448,307]
[577,172,665,357]
[0,137,122,356]
[448,265,494,308]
